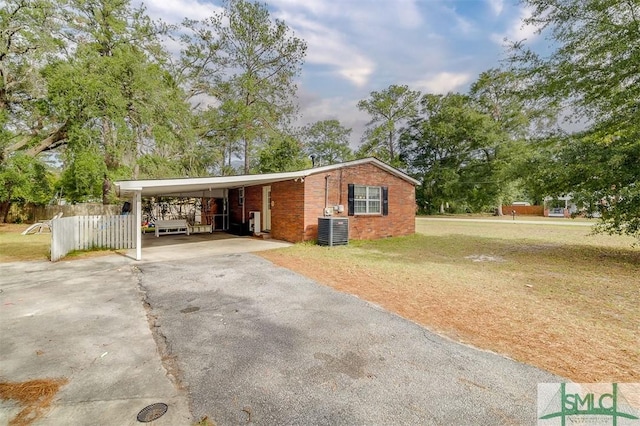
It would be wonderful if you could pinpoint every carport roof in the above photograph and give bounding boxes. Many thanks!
[115,157,419,198]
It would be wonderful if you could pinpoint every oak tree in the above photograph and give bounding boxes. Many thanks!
[511,0,640,238]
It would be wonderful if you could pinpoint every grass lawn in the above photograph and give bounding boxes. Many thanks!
[0,224,52,262]
[0,223,115,262]
[259,217,640,383]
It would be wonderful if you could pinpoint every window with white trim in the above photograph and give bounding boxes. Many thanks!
[354,185,381,214]
[238,187,244,206]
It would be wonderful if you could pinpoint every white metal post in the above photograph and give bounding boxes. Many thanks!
[135,190,142,260]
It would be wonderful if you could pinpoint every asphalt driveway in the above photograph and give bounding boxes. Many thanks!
[139,252,561,425]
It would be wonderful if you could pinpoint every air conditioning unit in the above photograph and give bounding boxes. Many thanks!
[317,217,349,246]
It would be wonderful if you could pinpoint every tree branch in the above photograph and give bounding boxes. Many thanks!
[25,122,69,157]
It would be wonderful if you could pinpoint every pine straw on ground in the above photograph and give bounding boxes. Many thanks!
[258,231,640,386]
[0,378,68,426]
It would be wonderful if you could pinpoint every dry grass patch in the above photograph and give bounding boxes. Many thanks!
[0,378,68,425]
[259,221,639,383]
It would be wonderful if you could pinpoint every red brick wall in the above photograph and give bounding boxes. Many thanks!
[227,163,416,242]
[229,187,263,224]
[229,189,242,223]
[270,180,305,242]
[302,163,416,241]
[244,186,262,222]
[229,183,305,239]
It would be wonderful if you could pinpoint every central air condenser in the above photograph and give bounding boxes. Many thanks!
[317,217,349,246]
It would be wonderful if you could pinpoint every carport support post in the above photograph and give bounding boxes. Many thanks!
[135,190,142,261]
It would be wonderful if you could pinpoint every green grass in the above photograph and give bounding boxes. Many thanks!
[0,224,115,262]
[0,224,51,262]
[415,216,637,248]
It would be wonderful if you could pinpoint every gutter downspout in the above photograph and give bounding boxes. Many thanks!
[134,189,142,261]
[324,175,330,211]
[241,186,245,226]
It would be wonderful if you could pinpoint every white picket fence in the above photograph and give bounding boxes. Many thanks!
[51,215,136,261]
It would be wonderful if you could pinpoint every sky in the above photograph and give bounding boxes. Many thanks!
[137,0,543,146]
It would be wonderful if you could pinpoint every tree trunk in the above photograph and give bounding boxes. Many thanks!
[1,201,11,223]
[243,137,250,174]
[102,175,111,205]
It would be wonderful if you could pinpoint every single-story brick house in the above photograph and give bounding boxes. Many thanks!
[228,158,418,242]
[115,157,418,259]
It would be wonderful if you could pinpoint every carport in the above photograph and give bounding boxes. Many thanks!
[114,170,318,261]
[115,158,418,260]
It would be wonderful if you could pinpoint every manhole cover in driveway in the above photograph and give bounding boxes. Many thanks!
[137,403,168,422]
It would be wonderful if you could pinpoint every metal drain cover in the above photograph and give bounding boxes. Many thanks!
[137,403,168,422]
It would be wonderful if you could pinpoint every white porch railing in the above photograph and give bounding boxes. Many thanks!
[51,215,136,261]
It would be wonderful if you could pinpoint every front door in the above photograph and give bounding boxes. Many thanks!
[262,186,271,232]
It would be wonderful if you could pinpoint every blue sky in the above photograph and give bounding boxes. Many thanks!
[140,0,542,143]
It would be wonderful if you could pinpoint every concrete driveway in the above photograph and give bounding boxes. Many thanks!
[139,252,562,425]
[0,235,290,425]
[0,255,191,425]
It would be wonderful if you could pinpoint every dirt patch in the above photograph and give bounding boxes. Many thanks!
[464,254,505,262]
[0,378,68,425]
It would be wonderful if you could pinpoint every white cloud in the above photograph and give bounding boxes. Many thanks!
[438,4,475,36]
[141,0,219,24]
[491,5,539,45]
[267,0,332,16]
[296,90,369,148]
[486,0,505,16]
[413,72,472,94]
[130,0,517,141]
[276,11,375,87]
[394,0,424,29]
[269,0,423,29]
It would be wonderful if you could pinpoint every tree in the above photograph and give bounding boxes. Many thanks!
[468,69,537,214]
[400,93,503,214]
[257,133,308,173]
[181,0,307,174]
[469,69,531,139]
[301,120,353,166]
[58,145,106,203]
[510,0,640,238]
[1,0,65,161]
[357,84,420,164]
[44,0,198,195]
[0,154,55,222]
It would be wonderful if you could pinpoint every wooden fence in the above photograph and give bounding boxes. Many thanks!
[51,215,135,261]
[502,205,544,216]
[3,203,122,224]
